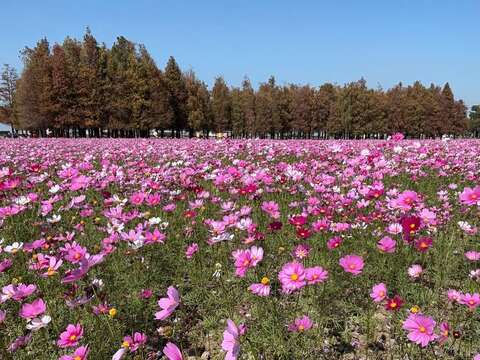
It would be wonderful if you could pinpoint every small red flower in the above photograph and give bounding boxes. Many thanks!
[385,295,404,311]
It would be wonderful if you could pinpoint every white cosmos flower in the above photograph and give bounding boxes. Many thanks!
[15,196,30,205]
[47,214,61,223]
[148,217,162,225]
[4,242,23,254]
[49,184,61,194]
[26,315,51,331]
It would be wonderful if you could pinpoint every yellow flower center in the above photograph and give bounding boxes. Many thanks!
[349,264,356,270]
[420,242,428,249]
[74,253,81,260]
[74,356,81,360]
[469,300,475,305]
[471,194,478,199]
[109,308,117,317]
[298,325,304,331]
[122,341,130,348]
[419,326,426,333]
[47,267,55,276]
[409,223,416,229]
[69,335,77,341]
[261,277,270,285]
[379,291,385,297]
[290,273,298,281]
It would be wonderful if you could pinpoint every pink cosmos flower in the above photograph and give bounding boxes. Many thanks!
[59,345,89,360]
[155,286,180,320]
[0,258,13,272]
[396,190,419,210]
[465,251,480,261]
[459,186,480,206]
[288,315,313,332]
[62,242,88,264]
[261,201,280,219]
[447,289,462,302]
[292,244,310,260]
[122,332,147,352]
[402,313,437,347]
[408,264,423,279]
[233,250,252,278]
[221,319,241,360]
[377,236,396,253]
[12,283,37,301]
[370,283,387,303]
[145,228,166,244]
[305,266,328,285]
[339,255,364,276]
[458,293,480,310]
[438,322,449,345]
[129,192,145,206]
[19,298,46,319]
[41,255,63,277]
[249,246,263,266]
[69,175,90,191]
[185,243,199,258]
[163,342,183,360]
[474,354,480,360]
[57,323,83,348]
[278,262,306,293]
[248,277,271,297]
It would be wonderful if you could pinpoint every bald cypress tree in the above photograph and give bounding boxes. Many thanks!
[164,57,187,137]
[211,76,231,133]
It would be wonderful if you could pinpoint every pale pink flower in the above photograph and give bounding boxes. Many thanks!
[155,286,180,320]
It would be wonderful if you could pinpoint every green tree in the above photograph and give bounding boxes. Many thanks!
[164,56,188,137]
[211,76,231,133]
[0,64,18,132]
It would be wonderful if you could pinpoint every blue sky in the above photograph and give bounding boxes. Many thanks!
[1,0,478,107]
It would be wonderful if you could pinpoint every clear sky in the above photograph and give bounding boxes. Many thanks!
[1,0,478,107]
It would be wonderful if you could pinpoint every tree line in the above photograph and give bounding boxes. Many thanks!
[0,29,479,139]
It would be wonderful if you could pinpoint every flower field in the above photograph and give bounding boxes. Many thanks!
[0,137,479,359]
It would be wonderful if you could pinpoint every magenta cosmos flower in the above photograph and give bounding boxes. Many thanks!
[19,298,46,319]
[278,262,306,293]
[370,283,387,303]
[339,255,364,276]
[327,236,343,250]
[459,186,480,206]
[402,313,437,347]
[221,319,241,360]
[155,286,180,320]
[57,323,83,348]
[163,342,183,360]
[59,345,89,360]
